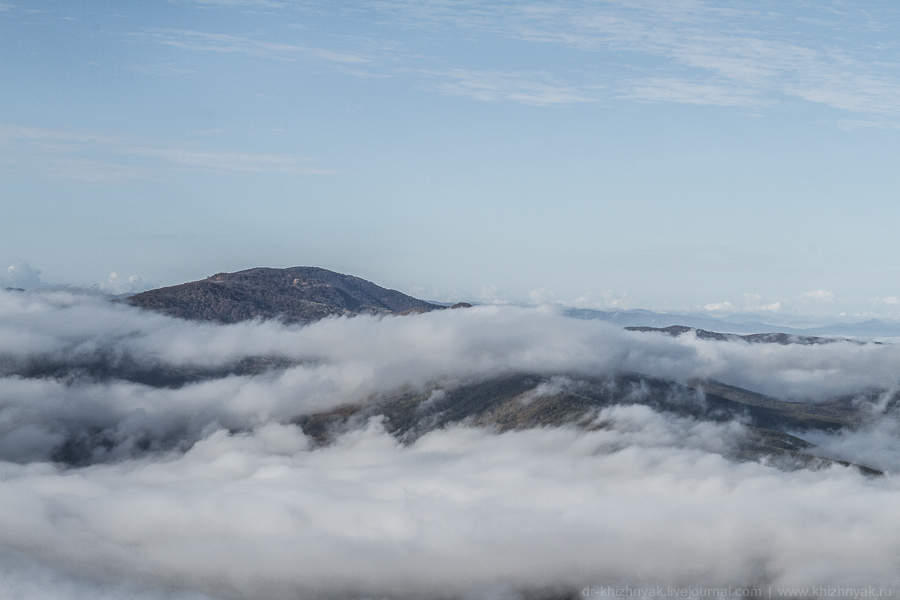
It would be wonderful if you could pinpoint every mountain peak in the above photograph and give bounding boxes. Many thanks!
[127,266,443,323]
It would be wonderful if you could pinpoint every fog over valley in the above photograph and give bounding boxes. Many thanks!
[2,285,900,598]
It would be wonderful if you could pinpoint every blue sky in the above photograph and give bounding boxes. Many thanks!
[3,0,900,317]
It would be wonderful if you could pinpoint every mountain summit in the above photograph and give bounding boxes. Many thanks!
[127,266,442,323]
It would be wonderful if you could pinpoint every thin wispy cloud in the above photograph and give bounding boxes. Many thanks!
[130,147,333,174]
[143,28,370,65]
[363,0,900,117]
[1,125,333,180]
[622,77,763,108]
[109,1,900,115]
[1,124,118,147]
[183,0,286,7]
[45,158,150,183]
[128,62,197,77]
[426,68,603,106]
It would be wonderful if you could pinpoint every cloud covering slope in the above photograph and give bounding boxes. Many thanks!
[2,289,900,598]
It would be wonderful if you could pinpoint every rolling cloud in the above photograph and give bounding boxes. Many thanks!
[2,415,899,599]
[2,288,900,598]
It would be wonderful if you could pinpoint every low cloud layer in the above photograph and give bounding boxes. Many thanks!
[2,288,900,463]
[2,288,900,598]
[2,415,899,599]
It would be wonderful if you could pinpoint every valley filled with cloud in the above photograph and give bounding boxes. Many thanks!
[2,288,900,599]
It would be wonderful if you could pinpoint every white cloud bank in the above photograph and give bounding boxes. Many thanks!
[2,288,900,597]
[1,415,899,599]
[4,287,900,463]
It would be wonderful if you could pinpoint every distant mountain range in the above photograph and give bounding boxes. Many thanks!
[566,307,900,338]
[296,372,884,476]
[127,266,451,324]
[624,325,867,345]
[123,266,900,338]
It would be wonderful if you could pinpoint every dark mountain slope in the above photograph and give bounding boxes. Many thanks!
[295,373,883,475]
[127,266,443,323]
